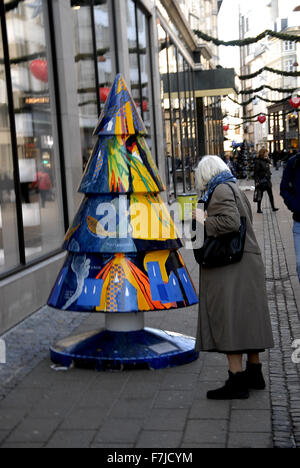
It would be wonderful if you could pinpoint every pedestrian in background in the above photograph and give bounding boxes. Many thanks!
[32,168,53,208]
[254,148,279,214]
[223,152,236,177]
[280,151,300,282]
[193,155,274,400]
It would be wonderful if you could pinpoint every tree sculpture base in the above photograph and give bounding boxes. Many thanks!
[50,327,199,371]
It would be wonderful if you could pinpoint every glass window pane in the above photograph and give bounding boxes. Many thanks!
[136,8,152,150]
[73,2,115,170]
[0,20,19,274]
[127,0,140,111]
[94,2,114,92]
[6,0,65,262]
[73,5,98,169]
[158,24,172,196]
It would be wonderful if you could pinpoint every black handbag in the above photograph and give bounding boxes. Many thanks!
[194,184,247,269]
[253,187,262,203]
[259,177,271,191]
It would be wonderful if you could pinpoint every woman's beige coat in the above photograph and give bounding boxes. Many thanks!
[196,182,274,353]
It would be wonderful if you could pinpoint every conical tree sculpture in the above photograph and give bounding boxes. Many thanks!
[48,74,199,370]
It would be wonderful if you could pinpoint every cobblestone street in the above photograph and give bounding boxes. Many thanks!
[0,168,300,448]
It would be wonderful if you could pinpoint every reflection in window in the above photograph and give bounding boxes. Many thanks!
[5,0,65,263]
[157,19,198,198]
[73,1,114,169]
[0,20,19,274]
[126,0,154,154]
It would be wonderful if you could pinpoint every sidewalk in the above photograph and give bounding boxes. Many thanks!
[0,167,299,448]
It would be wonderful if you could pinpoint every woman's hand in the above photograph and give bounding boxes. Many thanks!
[192,208,206,224]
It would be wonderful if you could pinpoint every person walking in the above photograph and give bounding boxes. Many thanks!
[193,155,274,400]
[254,148,279,214]
[280,151,300,282]
[33,168,53,208]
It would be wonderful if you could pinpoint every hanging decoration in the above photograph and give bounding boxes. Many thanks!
[99,87,110,103]
[257,115,267,124]
[289,96,300,109]
[223,124,229,131]
[238,85,298,95]
[29,59,48,83]
[228,94,293,107]
[225,112,267,121]
[193,29,300,47]
[239,66,300,81]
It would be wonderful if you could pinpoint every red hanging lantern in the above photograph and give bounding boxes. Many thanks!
[258,115,266,124]
[99,87,110,103]
[30,59,48,83]
[289,96,300,109]
[223,124,229,131]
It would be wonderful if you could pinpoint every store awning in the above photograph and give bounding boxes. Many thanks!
[162,68,237,98]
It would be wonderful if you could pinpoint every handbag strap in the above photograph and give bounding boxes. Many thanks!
[223,183,247,221]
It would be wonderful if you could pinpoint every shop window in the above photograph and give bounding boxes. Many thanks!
[0,20,19,274]
[72,1,115,169]
[4,0,65,264]
[126,0,155,156]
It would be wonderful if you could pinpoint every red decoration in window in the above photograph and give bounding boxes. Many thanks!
[29,59,48,83]
[99,87,110,103]
[142,100,148,112]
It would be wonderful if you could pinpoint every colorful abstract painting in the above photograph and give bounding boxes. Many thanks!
[63,194,182,253]
[93,74,147,136]
[48,251,198,313]
[79,135,165,194]
[48,73,198,319]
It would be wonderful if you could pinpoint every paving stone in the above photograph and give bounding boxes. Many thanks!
[60,407,107,430]
[94,419,142,444]
[1,442,44,448]
[0,408,27,431]
[120,380,160,400]
[189,399,230,420]
[0,430,10,445]
[228,432,273,448]
[5,417,61,444]
[153,390,194,409]
[136,430,182,448]
[161,372,199,391]
[231,391,271,410]
[184,419,227,445]
[181,443,226,448]
[0,388,46,410]
[199,367,227,382]
[143,408,189,431]
[109,399,154,419]
[46,430,96,448]
[90,443,135,448]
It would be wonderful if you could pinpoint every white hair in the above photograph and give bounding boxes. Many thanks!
[195,155,231,192]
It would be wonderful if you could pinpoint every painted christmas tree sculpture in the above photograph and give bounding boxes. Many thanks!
[48,74,199,370]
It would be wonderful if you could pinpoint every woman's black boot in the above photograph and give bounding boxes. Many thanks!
[244,362,266,390]
[207,371,249,400]
[257,201,263,213]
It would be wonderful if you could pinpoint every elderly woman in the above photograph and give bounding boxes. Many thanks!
[193,156,274,400]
